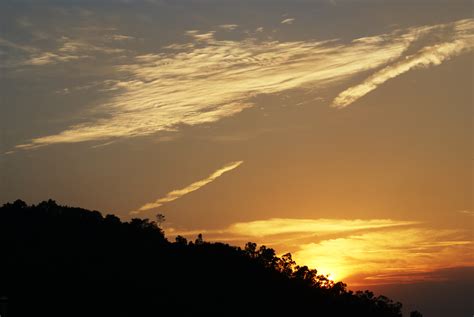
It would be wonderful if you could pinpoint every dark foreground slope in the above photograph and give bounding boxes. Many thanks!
[0,200,408,317]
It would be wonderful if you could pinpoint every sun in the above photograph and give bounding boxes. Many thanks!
[326,273,336,282]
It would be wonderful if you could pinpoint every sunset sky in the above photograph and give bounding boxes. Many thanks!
[0,1,472,315]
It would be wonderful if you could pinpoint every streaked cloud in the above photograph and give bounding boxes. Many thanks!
[185,30,216,42]
[23,36,125,66]
[131,161,243,214]
[109,34,135,41]
[0,37,36,53]
[458,210,474,216]
[166,218,473,285]
[12,25,416,149]
[332,19,474,108]
[218,24,238,31]
[26,51,84,66]
[293,228,472,285]
[10,19,473,150]
[226,218,417,237]
[281,18,295,25]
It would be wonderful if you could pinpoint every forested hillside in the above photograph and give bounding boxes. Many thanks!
[0,200,417,317]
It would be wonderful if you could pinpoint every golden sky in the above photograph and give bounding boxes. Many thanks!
[0,2,472,310]
[165,216,472,285]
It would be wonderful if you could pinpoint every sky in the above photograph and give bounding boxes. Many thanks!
[0,0,472,315]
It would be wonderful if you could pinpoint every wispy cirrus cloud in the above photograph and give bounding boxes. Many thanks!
[130,161,243,214]
[281,18,295,25]
[24,36,125,66]
[13,25,416,149]
[109,34,135,41]
[332,19,474,108]
[218,24,238,31]
[0,37,37,53]
[225,218,417,237]
[166,218,473,285]
[26,51,85,66]
[458,210,474,216]
[10,19,473,151]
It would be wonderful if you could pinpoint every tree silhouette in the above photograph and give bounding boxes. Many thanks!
[195,233,204,245]
[156,213,166,227]
[0,200,418,317]
[175,235,188,246]
[244,241,257,258]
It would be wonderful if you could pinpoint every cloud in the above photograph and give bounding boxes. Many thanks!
[22,36,126,66]
[26,51,85,66]
[13,25,417,149]
[166,218,473,285]
[293,228,472,285]
[11,19,473,150]
[281,18,295,25]
[167,218,419,246]
[0,37,37,53]
[218,24,238,31]
[458,210,474,216]
[226,218,417,237]
[185,30,216,42]
[332,19,474,108]
[130,161,243,214]
[109,34,135,41]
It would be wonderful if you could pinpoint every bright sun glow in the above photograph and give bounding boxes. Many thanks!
[168,218,474,286]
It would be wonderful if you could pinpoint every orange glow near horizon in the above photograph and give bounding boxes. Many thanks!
[166,218,474,286]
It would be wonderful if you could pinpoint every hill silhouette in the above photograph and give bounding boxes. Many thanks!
[0,199,420,316]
